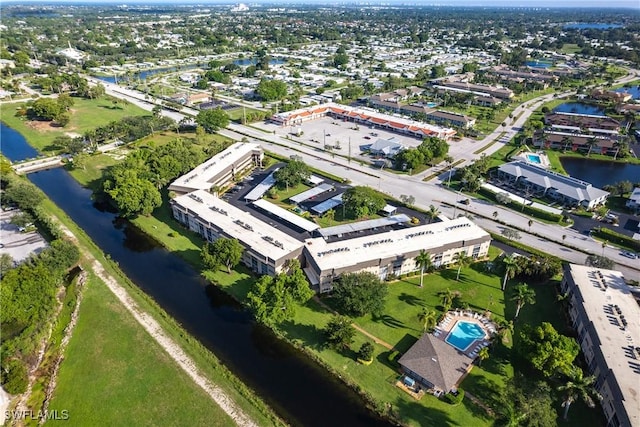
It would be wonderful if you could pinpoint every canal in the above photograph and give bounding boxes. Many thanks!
[2,122,391,427]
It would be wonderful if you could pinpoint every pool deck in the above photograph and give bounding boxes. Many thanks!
[432,311,497,359]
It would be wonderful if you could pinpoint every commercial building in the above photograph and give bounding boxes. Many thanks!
[270,103,456,140]
[170,190,304,275]
[561,264,640,427]
[168,142,263,194]
[496,161,609,209]
[303,217,491,292]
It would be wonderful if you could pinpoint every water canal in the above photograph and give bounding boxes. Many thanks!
[1,122,391,427]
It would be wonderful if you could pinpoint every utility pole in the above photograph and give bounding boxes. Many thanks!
[348,136,351,163]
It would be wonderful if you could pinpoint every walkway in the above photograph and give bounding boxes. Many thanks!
[313,296,398,351]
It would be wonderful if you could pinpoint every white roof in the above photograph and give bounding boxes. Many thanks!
[169,142,261,193]
[244,168,279,201]
[252,199,319,232]
[173,190,303,259]
[306,175,324,186]
[289,183,334,204]
[311,193,344,215]
[317,214,410,238]
[565,264,640,426]
[306,217,490,271]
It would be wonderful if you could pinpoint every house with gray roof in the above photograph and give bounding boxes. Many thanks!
[366,138,405,158]
[398,334,473,393]
[496,161,608,209]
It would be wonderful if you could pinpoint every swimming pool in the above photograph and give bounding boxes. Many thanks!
[445,321,486,352]
[527,154,542,164]
[426,102,438,108]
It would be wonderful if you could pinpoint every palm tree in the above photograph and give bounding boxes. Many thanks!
[415,250,432,288]
[501,255,518,291]
[561,135,572,152]
[444,155,454,187]
[510,283,536,319]
[558,368,600,421]
[477,347,490,367]
[426,205,440,223]
[323,208,335,226]
[453,251,472,281]
[417,308,437,332]
[439,288,455,312]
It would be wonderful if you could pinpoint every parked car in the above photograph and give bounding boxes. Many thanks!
[621,250,638,259]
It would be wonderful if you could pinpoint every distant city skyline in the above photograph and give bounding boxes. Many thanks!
[2,0,639,7]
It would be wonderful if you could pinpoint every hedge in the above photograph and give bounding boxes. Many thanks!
[592,227,640,252]
[477,187,563,223]
[443,389,465,405]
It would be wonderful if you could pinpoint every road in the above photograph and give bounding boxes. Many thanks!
[95,70,640,280]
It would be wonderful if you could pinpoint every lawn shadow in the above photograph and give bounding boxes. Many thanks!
[280,320,323,350]
[377,350,401,371]
[398,292,426,307]
[394,333,419,354]
[463,376,503,413]
[373,314,405,329]
[392,395,456,427]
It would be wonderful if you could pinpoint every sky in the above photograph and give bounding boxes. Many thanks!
[4,0,640,6]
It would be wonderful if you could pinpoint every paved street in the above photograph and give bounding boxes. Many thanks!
[95,69,640,280]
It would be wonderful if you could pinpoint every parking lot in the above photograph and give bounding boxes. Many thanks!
[256,116,424,162]
[0,209,48,264]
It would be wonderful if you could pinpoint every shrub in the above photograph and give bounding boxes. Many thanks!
[592,227,640,251]
[443,389,465,405]
[357,342,374,363]
[410,216,420,225]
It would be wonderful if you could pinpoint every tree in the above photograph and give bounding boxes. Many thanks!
[517,322,579,378]
[332,272,388,317]
[415,250,432,288]
[558,368,600,421]
[585,254,615,270]
[357,341,374,362]
[585,136,598,157]
[439,288,456,312]
[246,261,313,326]
[342,186,385,219]
[501,255,518,291]
[502,228,522,241]
[394,148,424,171]
[323,315,355,350]
[102,168,161,217]
[195,108,230,133]
[323,208,335,225]
[5,180,44,210]
[511,283,535,319]
[497,375,557,427]
[201,238,244,273]
[477,346,489,367]
[399,194,415,207]
[1,359,28,394]
[417,308,437,332]
[425,205,440,223]
[453,251,472,281]
[273,160,310,191]
[0,254,13,279]
[256,78,288,101]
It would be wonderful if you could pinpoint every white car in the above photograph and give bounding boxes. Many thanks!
[621,251,638,259]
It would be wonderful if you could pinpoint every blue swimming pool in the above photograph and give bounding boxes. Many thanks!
[527,154,542,164]
[445,321,486,352]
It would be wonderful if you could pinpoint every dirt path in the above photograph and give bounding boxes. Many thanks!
[57,226,258,427]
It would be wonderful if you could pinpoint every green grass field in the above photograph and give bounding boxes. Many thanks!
[560,44,582,54]
[1,97,148,154]
[67,153,120,190]
[46,273,236,426]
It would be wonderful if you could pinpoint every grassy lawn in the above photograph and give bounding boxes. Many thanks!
[1,97,148,154]
[46,273,236,427]
[66,153,119,191]
[561,44,582,54]
[133,130,232,150]
[226,107,265,122]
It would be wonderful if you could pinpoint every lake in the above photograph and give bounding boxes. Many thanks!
[563,23,623,30]
[1,123,392,427]
[554,102,607,116]
[560,157,640,188]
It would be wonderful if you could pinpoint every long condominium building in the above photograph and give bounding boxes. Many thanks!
[168,142,263,194]
[561,264,640,427]
[171,190,304,275]
[304,217,491,292]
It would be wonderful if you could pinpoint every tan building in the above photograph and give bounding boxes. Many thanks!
[561,265,640,427]
[168,142,263,194]
[303,217,491,292]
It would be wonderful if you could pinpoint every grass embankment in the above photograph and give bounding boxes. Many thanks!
[46,273,237,427]
[40,199,284,427]
[0,97,148,154]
